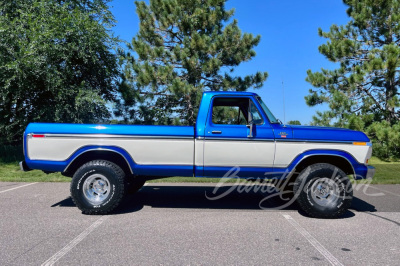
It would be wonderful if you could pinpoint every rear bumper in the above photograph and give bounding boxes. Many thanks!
[19,161,32,172]
[366,165,375,179]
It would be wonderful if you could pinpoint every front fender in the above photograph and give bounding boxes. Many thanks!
[274,149,369,180]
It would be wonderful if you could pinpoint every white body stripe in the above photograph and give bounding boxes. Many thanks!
[203,139,275,167]
[274,142,371,167]
[194,139,204,166]
[27,135,371,169]
[27,137,194,165]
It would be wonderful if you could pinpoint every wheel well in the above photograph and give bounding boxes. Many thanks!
[62,150,133,177]
[294,155,354,176]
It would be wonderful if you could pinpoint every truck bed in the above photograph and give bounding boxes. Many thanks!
[24,123,195,175]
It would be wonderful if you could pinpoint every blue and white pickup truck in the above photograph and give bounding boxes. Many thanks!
[20,91,375,218]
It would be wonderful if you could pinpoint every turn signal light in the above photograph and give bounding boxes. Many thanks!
[353,142,367,146]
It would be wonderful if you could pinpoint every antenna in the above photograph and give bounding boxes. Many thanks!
[282,80,286,126]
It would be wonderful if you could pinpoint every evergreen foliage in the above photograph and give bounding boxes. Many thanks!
[306,0,400,159]
[287,120,301,125]
[117,0,268,125]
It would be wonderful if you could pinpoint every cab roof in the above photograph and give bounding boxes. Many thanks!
[202,91,259,97]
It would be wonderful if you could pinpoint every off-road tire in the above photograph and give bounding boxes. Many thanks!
[70,160,125,215]
[293,163,353,218]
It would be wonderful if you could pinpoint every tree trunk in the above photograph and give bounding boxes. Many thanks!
[186,93,195,126]
[385,80,397,123]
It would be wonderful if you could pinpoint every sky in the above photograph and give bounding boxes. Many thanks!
[109,0,351,125]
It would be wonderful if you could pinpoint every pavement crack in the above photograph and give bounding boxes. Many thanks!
[7,236,54,264]
[365,212,400,227]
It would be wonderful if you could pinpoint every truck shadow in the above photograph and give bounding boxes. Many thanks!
[51,184,378,218]
[119,184,299,213]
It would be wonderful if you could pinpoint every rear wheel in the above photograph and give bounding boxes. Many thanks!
[70,160,125,215]
[294,163,353,218]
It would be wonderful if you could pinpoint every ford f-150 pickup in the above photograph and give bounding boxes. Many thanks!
[20,91,375,218]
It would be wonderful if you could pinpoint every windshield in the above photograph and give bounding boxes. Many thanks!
[256,97,279,124]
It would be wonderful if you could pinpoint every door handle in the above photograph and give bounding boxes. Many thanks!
[211,130,222,134]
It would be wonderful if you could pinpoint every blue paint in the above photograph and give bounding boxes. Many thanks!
[194,165,203,177]
[199,93,277,176]
[25,123,194,138]
[290,124,370,142]
[25,144,371,179]
[26,160,67,173]
[22,91,373,181]
[196,91,259,137]
[201,150,371,179]
[271,123,293,139]
[25,144,194,176]
[25,145,136,173]
[282,149,369,180]
[203,94,275,140]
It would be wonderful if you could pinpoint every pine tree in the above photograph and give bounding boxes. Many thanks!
[117,0,268,125]
[306,0,400,128]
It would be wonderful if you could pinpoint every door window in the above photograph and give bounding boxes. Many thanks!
[249,100,263,125]
[211,97,263,125]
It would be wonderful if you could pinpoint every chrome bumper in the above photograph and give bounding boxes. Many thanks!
[366,165,375,179]
[19,161,32,172]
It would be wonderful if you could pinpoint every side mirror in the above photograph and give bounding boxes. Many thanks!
[247,107,254,138]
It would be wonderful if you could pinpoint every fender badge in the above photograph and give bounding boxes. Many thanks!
[279,132,288,138]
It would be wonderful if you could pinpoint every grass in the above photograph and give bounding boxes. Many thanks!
[369,156,400,164]
[0,145,399,184]
[0,145,70,182]
[0,163,245,183]
[0,163,70,182]
[1,160,399,184]
[366,161,400,184]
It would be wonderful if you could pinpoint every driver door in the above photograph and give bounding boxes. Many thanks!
[203,96,275,178]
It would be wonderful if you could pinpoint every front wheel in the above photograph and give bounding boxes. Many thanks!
[293,163,353,218]
[70,160,125,215]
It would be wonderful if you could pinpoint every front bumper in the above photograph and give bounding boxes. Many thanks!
[19,161,32,172]
[353,164,376,180]
[366,165,375,179]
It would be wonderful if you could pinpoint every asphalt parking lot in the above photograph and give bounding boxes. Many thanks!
[0,181,399,265]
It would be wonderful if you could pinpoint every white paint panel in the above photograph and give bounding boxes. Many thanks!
[204,140,275,167]
[27,137,194,165]
[194,139,204,166]
[274,142,370,167]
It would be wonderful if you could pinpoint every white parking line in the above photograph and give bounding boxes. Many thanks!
[366,185,400,197]
[282,214,344,266]
[0,183,37,194]
[41,216,109,266]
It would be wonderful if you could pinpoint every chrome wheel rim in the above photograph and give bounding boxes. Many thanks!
[83,174,111,205]
[310,178,339,207]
